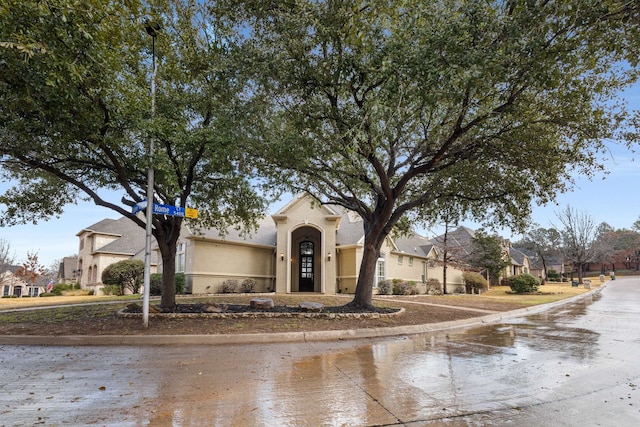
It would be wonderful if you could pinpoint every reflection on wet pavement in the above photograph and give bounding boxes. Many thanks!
[1,278,639,426]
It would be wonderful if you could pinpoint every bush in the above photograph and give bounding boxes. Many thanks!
[392,279,418,295]
[508,273,541,293]
[377,279,393,295]
[150,273,163,296]
[102,259,144,294]
[50,283,73,296]
[546,269,561,282]
[101,284,122,296]
[221,279,238,293]
[462,271,489,294]
[425,278,442,295]
[241,278,256,293]
[149,273,185,296]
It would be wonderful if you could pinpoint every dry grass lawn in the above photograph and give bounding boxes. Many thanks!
[0,280,603,336]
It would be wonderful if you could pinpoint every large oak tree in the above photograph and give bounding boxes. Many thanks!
[0,0,269,308]
[220,0,640,307]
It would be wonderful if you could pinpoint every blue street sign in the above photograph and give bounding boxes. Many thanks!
[131,200,185,217]
[131,200,148,214]
[152,203,185,217]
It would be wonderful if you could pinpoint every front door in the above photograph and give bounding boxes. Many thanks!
[299,241,314,292]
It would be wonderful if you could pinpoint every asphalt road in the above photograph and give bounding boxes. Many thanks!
[1,277,639,426]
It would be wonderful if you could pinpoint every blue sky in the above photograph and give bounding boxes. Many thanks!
[2,83,639,269]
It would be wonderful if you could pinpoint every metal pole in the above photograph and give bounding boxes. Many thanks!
[143,27,158,328]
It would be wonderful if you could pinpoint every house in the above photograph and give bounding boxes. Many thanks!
[172,194,466,295]
[57,256,79,285]
[76,216,157,294]
[429,227,533,286]
[0,267,46,297]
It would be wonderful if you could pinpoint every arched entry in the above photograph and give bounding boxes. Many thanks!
[291,226,322,292]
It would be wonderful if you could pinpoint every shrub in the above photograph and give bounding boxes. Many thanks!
[241,278,257,293]
[221,279,238,293]
[425,278,442,295]
[547,269,561,281]
[377,279,393,295]
[175,273,185,294]
[50,283,72,296]
[102,259,144,294]
[150,273,163,296]
[462,271,488,294]
[101,284,122,296]
[508,273,541,293]
[150,273,185,296]
[392,279,418,295]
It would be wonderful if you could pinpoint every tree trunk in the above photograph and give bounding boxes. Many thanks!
[154,216,182,309]
[348,217,387,309]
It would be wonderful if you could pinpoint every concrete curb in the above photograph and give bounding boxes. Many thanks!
[0,286,603,346]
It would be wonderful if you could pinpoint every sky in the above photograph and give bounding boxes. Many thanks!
[2,83,639,270]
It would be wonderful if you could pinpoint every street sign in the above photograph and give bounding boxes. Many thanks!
[185,207,198,219]
[131,200,148,214]
[152,203,185,217]
[131,200,193,218]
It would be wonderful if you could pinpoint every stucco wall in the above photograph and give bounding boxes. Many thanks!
[187,239,275,294]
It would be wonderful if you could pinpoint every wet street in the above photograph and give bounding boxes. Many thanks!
[1,278,639,426]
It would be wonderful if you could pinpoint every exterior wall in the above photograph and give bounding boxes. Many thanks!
[187,238,275,294]
[336,246,358,294]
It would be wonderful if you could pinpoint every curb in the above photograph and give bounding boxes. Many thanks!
[0,286,603,347]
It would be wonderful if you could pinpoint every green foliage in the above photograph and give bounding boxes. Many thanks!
[462,271,488,294]
[547,269,561,281]
[101,284,122,296]
[508,274,541,294]
[50,283,73,296]
[219,0,640,307]
[102,260,144,295]
[0,0,270,309]
[150,272,185,296]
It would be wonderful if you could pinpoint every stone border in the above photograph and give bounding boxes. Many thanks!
[116,307,405,320]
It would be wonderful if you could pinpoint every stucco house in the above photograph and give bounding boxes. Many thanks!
[173,194,465,295]
[0,268,46,297]
[76,216,157,294]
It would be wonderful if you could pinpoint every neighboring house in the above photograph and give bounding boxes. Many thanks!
[505,242,531,277]
[76,216,157,294]
[429,227,533,286]
[57,256,80,285]
[0,267,46,297]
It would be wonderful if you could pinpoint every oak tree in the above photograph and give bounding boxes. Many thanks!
[222,0,640,307]
[1,0,269,308]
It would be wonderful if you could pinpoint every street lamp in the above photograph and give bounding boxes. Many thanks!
[142,19,160,328]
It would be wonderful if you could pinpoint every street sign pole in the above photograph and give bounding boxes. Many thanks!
[143,22,160,328]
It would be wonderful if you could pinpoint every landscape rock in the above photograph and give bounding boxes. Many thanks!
[299,302,324,312]
[250,298,274,309]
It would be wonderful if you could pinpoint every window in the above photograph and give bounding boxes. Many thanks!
[409,257,414,266]
[398,255,403,265]
[176,242,186,273]
[2,285,9,296]
[375,255,385,286]
[79,238,84,251]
